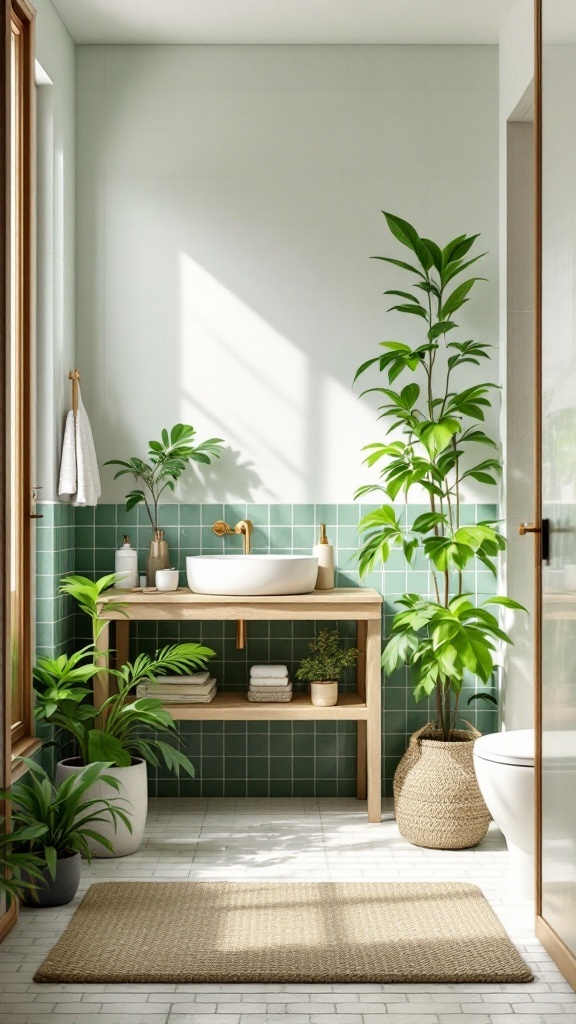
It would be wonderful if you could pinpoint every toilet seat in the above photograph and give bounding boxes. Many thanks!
[473,729,534,767]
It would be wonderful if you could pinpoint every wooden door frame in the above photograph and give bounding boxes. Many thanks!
[0,0,36,944]
[534,0,576,989]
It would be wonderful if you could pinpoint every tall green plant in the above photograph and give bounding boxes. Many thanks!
[105,423,225,531]
[354,212,524,741]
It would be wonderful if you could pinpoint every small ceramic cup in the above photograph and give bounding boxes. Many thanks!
[155,568,179,592]
[310,680,338,707]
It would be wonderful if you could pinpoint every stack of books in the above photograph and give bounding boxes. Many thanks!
[136,671,217,704]
[248,664,292,703]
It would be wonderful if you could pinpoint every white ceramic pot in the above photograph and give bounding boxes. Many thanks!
[56,757,148,858]
[310,680,338,707]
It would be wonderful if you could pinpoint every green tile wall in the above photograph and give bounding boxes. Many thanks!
[65,502,498,797]
[35,503,77,774]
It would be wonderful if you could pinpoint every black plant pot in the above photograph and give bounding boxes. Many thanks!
[22,850,81,908]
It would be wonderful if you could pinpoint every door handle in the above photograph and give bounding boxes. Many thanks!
[519,522,539,535]
[519,519,550,562]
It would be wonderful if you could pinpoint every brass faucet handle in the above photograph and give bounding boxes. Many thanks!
[213,520,233,537]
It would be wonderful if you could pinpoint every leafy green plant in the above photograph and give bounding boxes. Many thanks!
[34,574,216,776]
[0,820,46,900]
[105,423,225,531]
[296,630,358,683]
[3,758,132,872]
[354,212,524,741]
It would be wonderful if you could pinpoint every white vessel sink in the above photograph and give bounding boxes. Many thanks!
[186,554,318,596]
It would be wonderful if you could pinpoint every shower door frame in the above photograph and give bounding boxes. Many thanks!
[534,0,576,990]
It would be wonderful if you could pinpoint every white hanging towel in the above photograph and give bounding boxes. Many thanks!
[58,385,101,507]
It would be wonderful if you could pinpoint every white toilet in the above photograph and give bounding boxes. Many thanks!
[473,729,534,900]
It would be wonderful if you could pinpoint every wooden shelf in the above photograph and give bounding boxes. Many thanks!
[99,586,382,622]
[96,586,382,821]
[162,691,369,721]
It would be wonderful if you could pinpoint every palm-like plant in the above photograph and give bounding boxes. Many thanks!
[355,212,524,741]
[4,758,132,870]
[33,574,216,775]
[104,423,225,531]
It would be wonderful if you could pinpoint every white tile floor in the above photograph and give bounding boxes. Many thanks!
[1,797,576,1024]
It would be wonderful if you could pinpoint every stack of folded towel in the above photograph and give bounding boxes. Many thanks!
[136,670,217,704]
[248,665,292,703]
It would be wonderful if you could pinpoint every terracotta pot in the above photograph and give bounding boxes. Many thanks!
[393,724,490,850]
[56,757,147,858]
[310,680,338,707]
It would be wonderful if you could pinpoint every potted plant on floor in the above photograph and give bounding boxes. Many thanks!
[105,423,225,584]
[296,630,358,707]
[33,573,216,857]
[0,820,46,903]
[354,212,524,849]
[2,758,130,906]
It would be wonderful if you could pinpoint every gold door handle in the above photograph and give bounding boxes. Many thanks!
[519,522,540,535]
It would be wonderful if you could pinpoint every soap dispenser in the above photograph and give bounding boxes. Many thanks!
[114,535,139,589]
[313,523,334,590]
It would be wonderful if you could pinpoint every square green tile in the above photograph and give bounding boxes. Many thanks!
[293,504,314,526]
[247,756,268,779]
[224,780,247,797]
[95,504,116,526]
[337,505,360,526]
[225,757,247,778]
[270,756,292,779]
[270,505,291,526]
[74,506,94,526]
[293,757,315,779]
[174,506,197,529]
[247,504,269,527]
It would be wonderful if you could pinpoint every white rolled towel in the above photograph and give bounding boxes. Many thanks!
[249,677,291,688]
[250,665,289,679]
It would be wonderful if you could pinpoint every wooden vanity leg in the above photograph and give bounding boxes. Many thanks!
[365,617,382,823]
[94,619,110,727]
[356,620,367,801]
[115,620,130,669]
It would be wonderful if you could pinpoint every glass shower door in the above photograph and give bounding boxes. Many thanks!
[539,0,576,972]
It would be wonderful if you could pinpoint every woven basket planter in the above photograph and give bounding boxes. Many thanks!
[393,723,491,850]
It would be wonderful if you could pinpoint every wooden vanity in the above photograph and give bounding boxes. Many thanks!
[96,587,383,822]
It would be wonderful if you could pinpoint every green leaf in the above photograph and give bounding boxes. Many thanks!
[428,321,457,341]
[87,731,131,767]
[418,416,460,457]
[483,596,528,612]
[467,692,498,707]
[371,256,426,280]
[441,278,484,320]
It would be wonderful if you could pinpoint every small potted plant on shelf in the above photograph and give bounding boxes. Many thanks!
[32,573,216,857]
[2,758,130,907]
[296,629,358,707]
[354,211,525,850]
[105,423,226,584]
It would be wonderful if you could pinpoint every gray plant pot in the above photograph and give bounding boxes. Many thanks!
[56,756,147,857]
[22,851,81,907]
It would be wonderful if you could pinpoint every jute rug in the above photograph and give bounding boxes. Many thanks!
[34,880,532,984]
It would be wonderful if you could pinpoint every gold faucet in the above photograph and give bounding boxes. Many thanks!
[213,519,253,555]
[212,519,253,647]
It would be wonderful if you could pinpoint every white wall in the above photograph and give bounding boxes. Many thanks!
[34,0,76,500]
[498,0,535,730]
[75,44,499,504]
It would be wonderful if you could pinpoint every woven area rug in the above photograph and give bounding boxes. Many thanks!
[34,880,533,984]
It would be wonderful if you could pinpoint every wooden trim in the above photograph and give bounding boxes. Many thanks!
[10,735,41,781]
[536,917,576,993]
[1,0,11,800]
[534,0,543,924]
[7,0,35,748]
[0,900,17,944]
